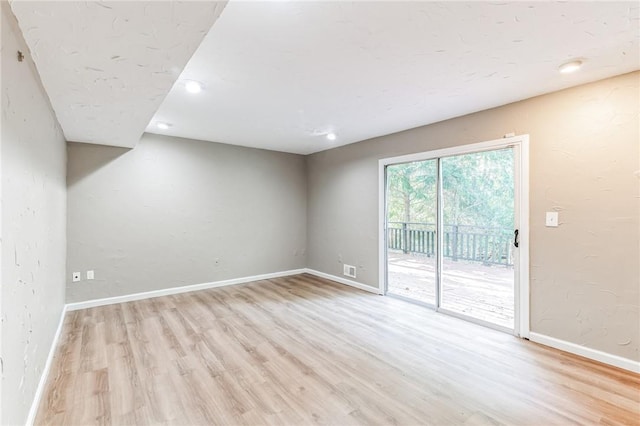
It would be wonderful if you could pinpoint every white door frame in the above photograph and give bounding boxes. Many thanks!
[378,135,530,338]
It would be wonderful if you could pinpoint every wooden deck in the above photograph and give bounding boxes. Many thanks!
[387,252,514,328]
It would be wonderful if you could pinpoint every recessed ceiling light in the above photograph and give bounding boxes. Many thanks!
[326,133,337,141]
[156,122,171,130]
[559,60,583,74]
[184,80,203,94]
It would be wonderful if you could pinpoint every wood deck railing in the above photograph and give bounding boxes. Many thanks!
[387,222,513,266]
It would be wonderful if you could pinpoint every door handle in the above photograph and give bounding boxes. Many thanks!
[514,229,519,248]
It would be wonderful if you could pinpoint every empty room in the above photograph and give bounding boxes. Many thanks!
[1,1,639,425]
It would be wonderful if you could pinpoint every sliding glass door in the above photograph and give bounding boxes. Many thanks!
[386,160,438,305]
[439,149,515,329]
[384,144,520,333]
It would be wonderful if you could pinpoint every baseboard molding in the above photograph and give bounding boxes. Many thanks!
[26,304,67,426]
[304,269,383,295]
[303,271,639,374]
[65,268,381,312]
[529,332,640,374]
[28,272,638,426]
[66,269,307,311]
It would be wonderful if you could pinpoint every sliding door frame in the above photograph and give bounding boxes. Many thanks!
[378,135,530,338]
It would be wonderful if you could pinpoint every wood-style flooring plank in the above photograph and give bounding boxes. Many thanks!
[35,274,640,425]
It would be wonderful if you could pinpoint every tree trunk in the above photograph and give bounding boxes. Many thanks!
[403,192,411,254]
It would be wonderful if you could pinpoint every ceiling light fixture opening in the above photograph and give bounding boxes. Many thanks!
[559,60,583,74]
[326,132,337,141]
[184,80,204,94]
[156,122,172,130]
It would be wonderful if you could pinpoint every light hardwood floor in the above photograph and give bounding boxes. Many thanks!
[36,274,640,425]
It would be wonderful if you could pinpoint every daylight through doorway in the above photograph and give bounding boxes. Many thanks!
[385,147,516,331]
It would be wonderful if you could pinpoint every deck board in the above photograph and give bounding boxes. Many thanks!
[388,252,514,327]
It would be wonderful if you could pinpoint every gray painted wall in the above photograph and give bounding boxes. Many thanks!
[66,133,307,302]
[2,1,636,418]
[307,72,640,362]
[1,4,67,425]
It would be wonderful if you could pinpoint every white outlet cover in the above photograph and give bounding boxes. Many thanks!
[87,270,95,280]
[546,211,559,227]
[72,272,81,282]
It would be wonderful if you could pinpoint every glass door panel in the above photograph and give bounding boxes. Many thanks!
[440,149,515,329]
[385,160,438,305]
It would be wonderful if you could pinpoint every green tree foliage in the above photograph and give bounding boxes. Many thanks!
[387,149,514,230]
[387,160,437,225]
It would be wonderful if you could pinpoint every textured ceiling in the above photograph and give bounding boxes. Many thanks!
[9,1,639,153]
[11,1,227,148]
[147,1,639,154]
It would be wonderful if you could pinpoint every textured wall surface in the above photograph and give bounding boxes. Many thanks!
[1,4,67,425]
[66,133,307,302]
[307,72,639,362]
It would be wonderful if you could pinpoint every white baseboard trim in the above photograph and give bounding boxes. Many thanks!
[26,304,68,426]
[304,269,383,295]
[29,272,638,426]
[529,332,640,374]
[66,269,307,311]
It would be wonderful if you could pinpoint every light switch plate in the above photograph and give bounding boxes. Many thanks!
[87,270,95,280]
[72,272,81,282]
[546,212,559,227]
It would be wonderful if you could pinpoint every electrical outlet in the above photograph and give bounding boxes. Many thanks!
[343,264,356,278]
[72,272,81,282]
[87,270,95,280]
